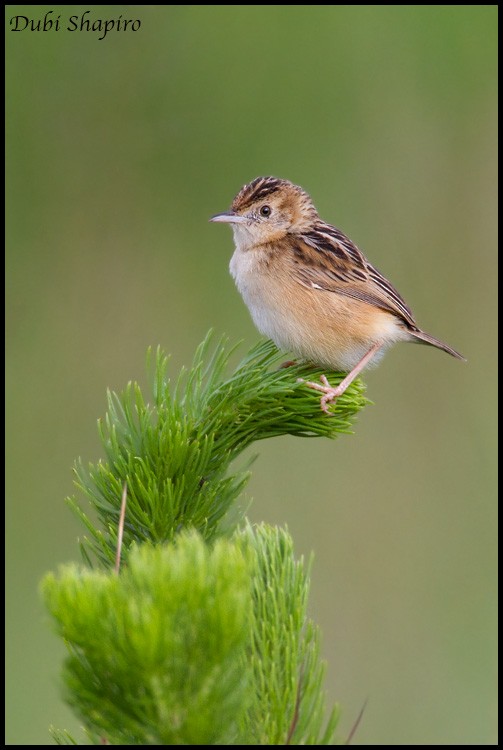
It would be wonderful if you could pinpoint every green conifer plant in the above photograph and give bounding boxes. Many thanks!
[42,334,368,744]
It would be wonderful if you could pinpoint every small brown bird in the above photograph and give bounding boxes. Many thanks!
[210,176,465,413]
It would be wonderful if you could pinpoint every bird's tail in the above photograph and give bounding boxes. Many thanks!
[409,329,466,360]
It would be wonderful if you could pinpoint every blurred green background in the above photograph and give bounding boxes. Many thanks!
[6,5,497,745]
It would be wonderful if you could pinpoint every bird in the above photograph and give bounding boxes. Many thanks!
[210,176,465,413]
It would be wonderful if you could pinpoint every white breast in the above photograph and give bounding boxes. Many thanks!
[229,245,283,339]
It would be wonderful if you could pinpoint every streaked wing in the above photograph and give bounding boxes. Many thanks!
[292,222,417,328]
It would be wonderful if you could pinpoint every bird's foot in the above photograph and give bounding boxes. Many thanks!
[298,374,344,415]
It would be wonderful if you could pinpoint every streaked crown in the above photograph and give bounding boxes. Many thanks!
[232,176,318,230]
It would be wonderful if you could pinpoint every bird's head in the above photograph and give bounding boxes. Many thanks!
[210,176,318,246]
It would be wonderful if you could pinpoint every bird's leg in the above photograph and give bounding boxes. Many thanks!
[299,342,383,414]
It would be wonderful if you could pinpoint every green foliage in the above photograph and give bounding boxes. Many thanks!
[43,536,252,745]
[70,334,367,568]
[43,334,368,744]
[42,526,338,745]
[240,524,339,745]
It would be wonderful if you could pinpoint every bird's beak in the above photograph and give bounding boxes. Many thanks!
[209,211,247,224]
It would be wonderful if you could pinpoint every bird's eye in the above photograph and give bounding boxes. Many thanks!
[259,205,271,217]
